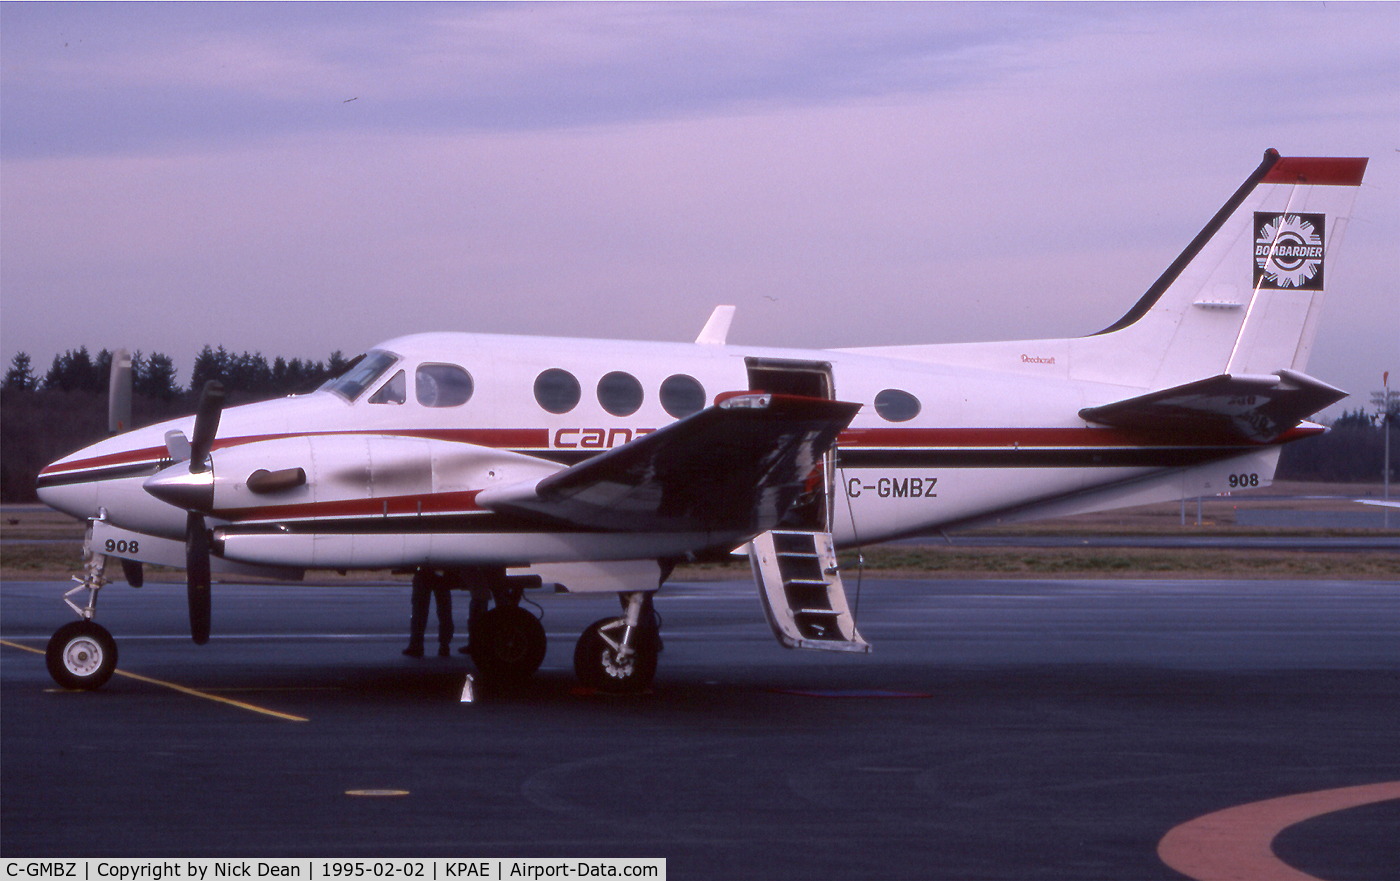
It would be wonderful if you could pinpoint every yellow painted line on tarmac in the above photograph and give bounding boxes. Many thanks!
[3,638,51,657]
[1158,780,1400,881]
[203,686,343,693]
[2,638,308,722]
[115,669,310,722]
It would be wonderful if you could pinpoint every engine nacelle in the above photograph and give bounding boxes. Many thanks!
[145,433,560,527]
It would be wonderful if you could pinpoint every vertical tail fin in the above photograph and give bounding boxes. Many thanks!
[841,150,1368,395]
[1091,149,1367,389]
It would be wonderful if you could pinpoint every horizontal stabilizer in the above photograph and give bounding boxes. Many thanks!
[478,394,860,535]
[1079,370,1346,443]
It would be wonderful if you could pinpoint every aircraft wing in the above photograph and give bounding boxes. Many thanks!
[477,394,861,535]
[1079,370,1346,443]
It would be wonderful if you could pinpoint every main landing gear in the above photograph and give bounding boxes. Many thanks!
[574,592,661,694]
[42,551,668,695]
[453,568,662,694]
[444,568,549,683]
[469,605,548,683]
[46,544,119,691]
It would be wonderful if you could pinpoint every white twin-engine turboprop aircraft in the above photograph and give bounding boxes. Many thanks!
[36,149,1367,694]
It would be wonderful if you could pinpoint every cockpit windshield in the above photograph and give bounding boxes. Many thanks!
[320,350,399,402]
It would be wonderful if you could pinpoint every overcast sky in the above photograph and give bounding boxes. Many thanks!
[2,2,1396,416]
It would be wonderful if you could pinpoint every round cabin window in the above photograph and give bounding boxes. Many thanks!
[597,371,644,417]
[659,374,707,419]
[874,388,921,422]
[534,368,581,414]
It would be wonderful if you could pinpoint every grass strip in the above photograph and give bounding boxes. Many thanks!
[5,540,1397,582]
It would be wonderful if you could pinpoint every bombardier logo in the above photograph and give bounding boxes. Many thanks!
[1254,213,1325,290]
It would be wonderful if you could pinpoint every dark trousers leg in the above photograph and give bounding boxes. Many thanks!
[467,588,490,649]
[407,568,430,652]
[434,584,454,649]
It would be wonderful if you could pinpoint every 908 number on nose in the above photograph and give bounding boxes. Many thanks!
[1228,473,1259,488]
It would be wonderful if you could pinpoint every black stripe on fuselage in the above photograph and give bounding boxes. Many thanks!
[838,446,1248,469]
[35,461,164,488]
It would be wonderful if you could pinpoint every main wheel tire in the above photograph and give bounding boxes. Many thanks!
[46,620,118,691]
[468,605,547,682]
[573,617,659,694]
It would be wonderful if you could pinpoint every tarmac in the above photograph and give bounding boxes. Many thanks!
[2,575,1398,879]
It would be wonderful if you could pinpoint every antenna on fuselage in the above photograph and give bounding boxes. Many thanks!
[695,305,736,345]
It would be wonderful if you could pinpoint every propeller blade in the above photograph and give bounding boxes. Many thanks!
[189,381,225,473]
[120,558,144,588]
[186,512,212,645]
[108,349,133,435]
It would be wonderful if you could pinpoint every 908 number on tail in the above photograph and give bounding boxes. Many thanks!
[1228,473,1259,488]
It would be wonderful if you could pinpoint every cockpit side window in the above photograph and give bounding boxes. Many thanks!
[416,364,474,407]
[368,370,406,405]
[321,350,399,402]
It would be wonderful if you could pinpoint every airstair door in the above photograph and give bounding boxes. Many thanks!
[745,358,836,532]
[748,529,869,652]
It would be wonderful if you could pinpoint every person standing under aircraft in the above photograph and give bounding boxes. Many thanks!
[457,578,492,656]
[405,568,453,657]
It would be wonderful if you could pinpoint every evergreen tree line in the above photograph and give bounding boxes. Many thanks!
[2,346,351,502]
[4,346,351,400]
[1277,407,1400,484]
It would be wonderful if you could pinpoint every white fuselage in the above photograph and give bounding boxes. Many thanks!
[39,151,1370,575]
[38,330,1283,572]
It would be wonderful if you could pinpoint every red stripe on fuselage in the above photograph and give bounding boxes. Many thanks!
[38,428,553,478]
[41,424,1296,482]
[39,445,171,477]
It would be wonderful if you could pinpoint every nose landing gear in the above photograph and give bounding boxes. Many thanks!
[46,541,118,690]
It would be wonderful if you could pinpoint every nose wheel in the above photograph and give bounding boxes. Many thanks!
[46,620,118,691]
[47,539,121,690]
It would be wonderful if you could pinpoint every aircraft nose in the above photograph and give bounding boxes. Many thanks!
[35,467,100,521]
